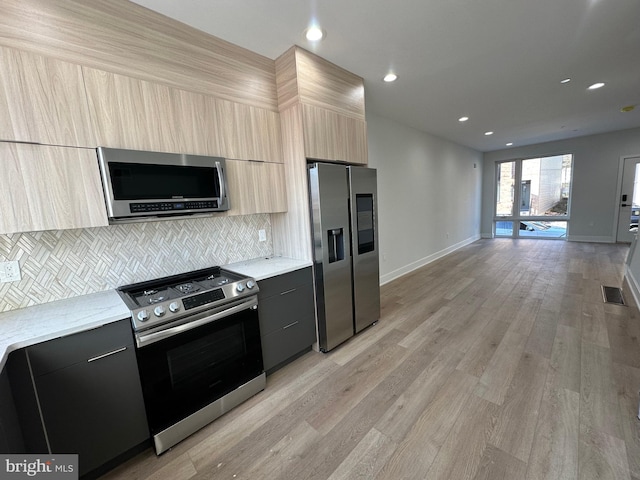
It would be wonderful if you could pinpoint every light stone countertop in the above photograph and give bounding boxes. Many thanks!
[0,290,130,371]
[0,257,312,372]
[225,256,312,281]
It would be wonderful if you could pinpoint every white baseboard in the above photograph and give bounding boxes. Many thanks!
[380,234,481,285]
[483,233,614,243]
[625,264,640,309]
[567,235,615,243]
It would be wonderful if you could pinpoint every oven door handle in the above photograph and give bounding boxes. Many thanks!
[135,296,258,348]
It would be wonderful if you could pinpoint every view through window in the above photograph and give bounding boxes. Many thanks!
[495,154,572,238]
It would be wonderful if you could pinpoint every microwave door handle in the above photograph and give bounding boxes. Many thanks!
[216,161,226,200]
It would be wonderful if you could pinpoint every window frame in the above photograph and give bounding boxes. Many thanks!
[493,154,573,239]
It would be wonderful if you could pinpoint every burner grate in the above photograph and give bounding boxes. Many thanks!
[118,265,252,315]
[174,282,201,294]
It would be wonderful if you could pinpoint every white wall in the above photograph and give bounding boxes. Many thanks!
[367,113,483,284]
[482,127,640,242]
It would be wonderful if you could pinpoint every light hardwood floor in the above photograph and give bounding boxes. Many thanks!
[101,239,640,480]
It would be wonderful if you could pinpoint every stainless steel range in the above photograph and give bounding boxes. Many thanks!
[118,266,265,455]
[120,266,258,344]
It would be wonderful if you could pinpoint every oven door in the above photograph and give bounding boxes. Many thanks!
[134,296,263,435]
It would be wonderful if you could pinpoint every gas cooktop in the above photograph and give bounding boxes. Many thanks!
[118,266,257,331]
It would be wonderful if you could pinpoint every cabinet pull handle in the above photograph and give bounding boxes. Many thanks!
[280,288,297,296]
[87,346,127,363]
[283,321,299,330]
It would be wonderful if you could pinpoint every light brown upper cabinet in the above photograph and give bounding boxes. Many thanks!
[0,143,108,234]
[216,99,283,163]
[275,46,368,165]
[0,46,95,147]
[83,68,283,163]
[0,0,279,113]
[83,68,192,154]
[225,160,287,216]
[302,104,368,166]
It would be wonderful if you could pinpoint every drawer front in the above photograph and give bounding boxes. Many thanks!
[28,319,133,377]
[34,346,149,475]
[257,267,312,300]
[261,316,316,371]
[258,282,314,336]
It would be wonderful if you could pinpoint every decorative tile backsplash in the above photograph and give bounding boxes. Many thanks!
[0,214,272,312]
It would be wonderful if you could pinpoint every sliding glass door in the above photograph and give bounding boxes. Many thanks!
[494,154,572,239]
[495,161,517,236]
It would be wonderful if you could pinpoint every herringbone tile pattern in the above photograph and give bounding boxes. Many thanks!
[0,214,272,312]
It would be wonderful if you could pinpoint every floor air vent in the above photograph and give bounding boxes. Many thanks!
[602,286,626,306]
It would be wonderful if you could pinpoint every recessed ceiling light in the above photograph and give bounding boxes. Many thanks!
[485,131,494,136]
[588,82,605,90]
[621,105,636,113]
[560,78,571,84]
[305,26,325,42]
[458,116,469,122]
[383,73,397,83]
[506,142,513,146]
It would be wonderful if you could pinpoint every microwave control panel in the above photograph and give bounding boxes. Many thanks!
[130,200,219,213]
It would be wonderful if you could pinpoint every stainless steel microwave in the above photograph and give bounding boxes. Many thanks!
[97,147,230,222]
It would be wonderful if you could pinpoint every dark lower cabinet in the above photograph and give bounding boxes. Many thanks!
[11,319,149,478]
[258,267,316,373]
[0,367,24,453]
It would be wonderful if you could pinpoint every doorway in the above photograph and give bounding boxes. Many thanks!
[616,155,640,243]
[494,154,572,238]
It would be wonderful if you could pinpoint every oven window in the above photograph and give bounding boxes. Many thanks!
[135,306,262,433]
[167,322,245,390]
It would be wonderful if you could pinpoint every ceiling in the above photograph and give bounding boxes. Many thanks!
[130,0,640,152]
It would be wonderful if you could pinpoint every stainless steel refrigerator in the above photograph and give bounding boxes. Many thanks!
[308,162,380,352]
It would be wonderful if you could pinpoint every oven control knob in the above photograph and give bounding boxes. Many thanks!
[169,301,180,313]
[137,310,149,322]
[154,305,166,317]
[246,280,255,290]
[236,282,245,292]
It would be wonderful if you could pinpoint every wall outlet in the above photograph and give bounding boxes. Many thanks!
[0,260,21,283]
[258,229,267,242]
